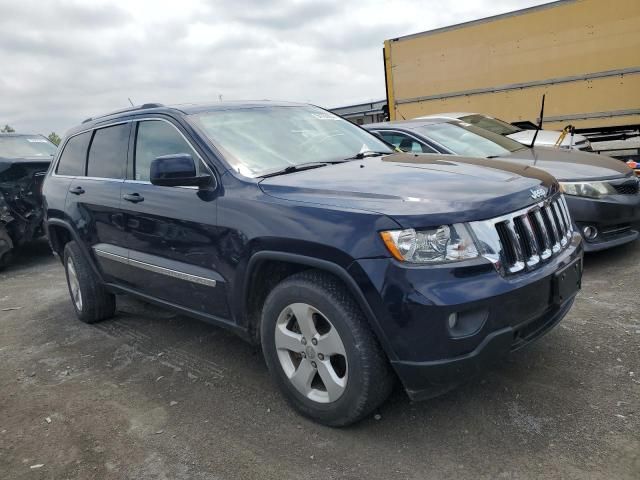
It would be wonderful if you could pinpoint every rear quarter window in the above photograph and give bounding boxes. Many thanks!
[87,124,130,179]
[56,132,91,176]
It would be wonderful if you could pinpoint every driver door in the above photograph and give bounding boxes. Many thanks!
[120,118,230,320]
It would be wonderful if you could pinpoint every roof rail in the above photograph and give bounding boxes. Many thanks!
[82,103,165,124]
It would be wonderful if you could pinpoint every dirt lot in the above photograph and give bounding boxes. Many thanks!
[0,239,638,479]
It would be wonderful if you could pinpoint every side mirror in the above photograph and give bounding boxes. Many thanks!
[150,154,212,188]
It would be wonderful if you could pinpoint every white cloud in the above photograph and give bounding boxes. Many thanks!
[0,0,551,135]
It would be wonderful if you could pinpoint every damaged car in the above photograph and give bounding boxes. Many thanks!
[0,133,56,268]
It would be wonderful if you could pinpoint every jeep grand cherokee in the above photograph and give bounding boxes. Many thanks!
[42,102,583,426]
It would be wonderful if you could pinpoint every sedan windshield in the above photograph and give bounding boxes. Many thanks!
[189,105,393,177]
[0,135,57,158]
[415,122,528,157]
[459,114,522,136]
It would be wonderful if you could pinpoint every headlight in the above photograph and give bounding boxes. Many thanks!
[560,181,616,199]
[380,224,479,263]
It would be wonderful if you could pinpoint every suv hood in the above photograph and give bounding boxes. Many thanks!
[507,130,589,148]
[498,146,631,181]
[259,153,558,227]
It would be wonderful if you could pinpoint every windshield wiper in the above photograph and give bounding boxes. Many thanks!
[259,162,332,179]
[343,151,390,161]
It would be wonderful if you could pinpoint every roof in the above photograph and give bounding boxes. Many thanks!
[388,0,573,43]
[68,100,311,136]
[0,133,45,138]
[415,113,474,120]
[175,100,309,115]
[365,119,452,130]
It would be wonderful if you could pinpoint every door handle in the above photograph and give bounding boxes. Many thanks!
[123,193,144,203]
[69,186,85,195]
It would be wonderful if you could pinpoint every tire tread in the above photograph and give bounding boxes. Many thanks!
[63,241,115,323]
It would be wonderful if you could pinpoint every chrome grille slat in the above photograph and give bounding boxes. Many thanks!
[542,206,561,253]
[533,209,553,259]
[558,196,573,239]
[469,195,574,276]
[503,219,525,273]
[551,202,568,246]
[518,215,541,268]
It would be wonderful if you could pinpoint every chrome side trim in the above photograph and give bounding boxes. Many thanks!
[94,249,127,264]
[94,248,217,287]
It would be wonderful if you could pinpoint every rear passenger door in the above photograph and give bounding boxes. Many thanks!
[64,123,130,282]
[120,119,230,319]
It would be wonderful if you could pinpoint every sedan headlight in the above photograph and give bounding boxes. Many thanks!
[380,224,479,263]
[560,181,616,199]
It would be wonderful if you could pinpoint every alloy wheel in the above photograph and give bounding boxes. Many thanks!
[67,258,83,312]
[274,303,348,403]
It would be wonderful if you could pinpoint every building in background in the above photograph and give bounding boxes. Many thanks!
[329,100,388,125]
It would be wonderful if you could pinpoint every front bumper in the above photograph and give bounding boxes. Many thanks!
[565,194,640,252]
[393,297,574,400]
[349,233,582,400]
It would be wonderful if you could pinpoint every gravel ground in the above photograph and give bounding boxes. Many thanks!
[0,239,638,479]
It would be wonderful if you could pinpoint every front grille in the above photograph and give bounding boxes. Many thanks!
[612,179,639,195]
[469,195,573,275]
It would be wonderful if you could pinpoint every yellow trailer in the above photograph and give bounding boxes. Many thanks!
[383,0,640,134]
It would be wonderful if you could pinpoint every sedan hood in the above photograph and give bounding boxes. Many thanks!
[259,153,558,227]
[507,129,589,148]
[498,146,632,181]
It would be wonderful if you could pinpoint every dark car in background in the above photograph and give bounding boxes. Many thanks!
[43,102,582,426]
[0,133,57,268]
[366,119,640,252]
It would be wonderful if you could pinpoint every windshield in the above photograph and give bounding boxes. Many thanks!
[189,105,393,177]
[0,135,57,158]
[459,114,522,136]
[414,122,527,157]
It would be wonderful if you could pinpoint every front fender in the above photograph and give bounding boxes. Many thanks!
[239,249,398,360]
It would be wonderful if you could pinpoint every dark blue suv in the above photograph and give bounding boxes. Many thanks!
[42,101,583,426]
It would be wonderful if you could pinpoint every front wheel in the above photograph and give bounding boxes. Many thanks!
[261,270,393,426]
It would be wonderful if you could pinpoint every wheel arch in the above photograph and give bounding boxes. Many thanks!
[45,219,106,283]
[241,251,396,360]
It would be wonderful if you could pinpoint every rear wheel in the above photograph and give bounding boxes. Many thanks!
[261,270,393,426]
[63,241,115,323]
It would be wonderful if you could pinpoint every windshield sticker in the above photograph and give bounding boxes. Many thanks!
[27,138,48,143]
[311,113,340,121]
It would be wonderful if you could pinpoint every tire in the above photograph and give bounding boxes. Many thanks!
[63,241,116,323]
[260,270,394,426]
[0,227,13,271]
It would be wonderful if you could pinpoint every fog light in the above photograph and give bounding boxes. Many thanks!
[582,225,598,240]
[448,313,458,329]
[447,309,488,338]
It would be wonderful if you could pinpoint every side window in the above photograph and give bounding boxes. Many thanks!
[87,124,129,179]
[56,132,91,176]
[134,120,201,181]
[379,131,435,154]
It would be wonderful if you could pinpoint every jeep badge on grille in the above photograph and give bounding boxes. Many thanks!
[530,187,546,200]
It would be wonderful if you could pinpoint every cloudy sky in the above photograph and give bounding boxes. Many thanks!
[1,0,549,136]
